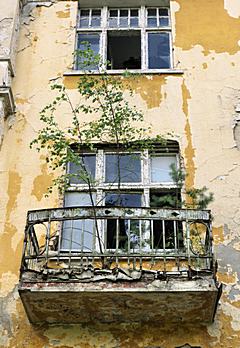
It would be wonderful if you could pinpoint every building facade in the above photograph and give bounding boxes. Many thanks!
[0,0,240,347]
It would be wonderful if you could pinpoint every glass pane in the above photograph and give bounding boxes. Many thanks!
[79,9,89,28]
[91,9,101,27]
[106,193,142,249]
[62,192,96,251]
[91,17,101,27]
[130,9,138,16]
[109,9,118,17]
[130,17,138,27]
[148,32,170,69]
[147,17,157,27]
[159,8,168,16]
[119,17,128,27]
[105,154,141,183]
[79,18,89,28]
[81,9,89,16]
[105,192,142,207]
[77,33,100,70]
[120,9,128,17]
[159,17,169,26]
[109,17,118,27]
[69,155,96,184]
[148,9,156,16]
[151,156,176,182]
[92,9,101,16]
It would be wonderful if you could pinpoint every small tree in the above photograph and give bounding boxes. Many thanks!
[31,46,164,257]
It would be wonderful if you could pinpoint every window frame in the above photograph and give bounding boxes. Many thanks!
[75,5,173,72]
[67,149,179,192]
[65,148,180,252]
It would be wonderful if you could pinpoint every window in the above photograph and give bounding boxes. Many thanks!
[75,6,172,71]
[62,144,182,251]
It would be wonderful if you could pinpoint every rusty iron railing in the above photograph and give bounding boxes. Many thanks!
[20,207,214,281]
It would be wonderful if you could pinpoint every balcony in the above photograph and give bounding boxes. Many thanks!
[18,206,222,324]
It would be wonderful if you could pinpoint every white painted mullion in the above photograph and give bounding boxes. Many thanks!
[95,149,104,252]
[117,9,120,27]
[169,30,173,69]
[142,149,149,186]
[157,8,160,27]
[100,7,108,69]
[89,9,92,27]
[140,6,146,70]
[102,6,108,29]
[168,5,173,69]
[96,149,104,184]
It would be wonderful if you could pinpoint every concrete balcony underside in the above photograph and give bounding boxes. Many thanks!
[19,276,221,324]
[18,206,222,324]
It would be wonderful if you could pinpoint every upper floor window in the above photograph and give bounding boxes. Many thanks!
[79,9,102,28]
[75,6,172,71]
[108,8,139,28]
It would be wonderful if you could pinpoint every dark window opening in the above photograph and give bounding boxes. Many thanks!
[107,31,141,69]
[150,190,183,249]
[105,192,142,249]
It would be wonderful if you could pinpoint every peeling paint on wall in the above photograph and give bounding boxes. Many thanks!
[224,0,240,18]
[181,80,195,190]
[31,159,54,201]
[175,0,240,55]
[0,171,22,278]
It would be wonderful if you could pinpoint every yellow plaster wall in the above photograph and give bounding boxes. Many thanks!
[0,0,240,347]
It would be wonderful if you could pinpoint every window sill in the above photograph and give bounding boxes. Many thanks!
[63,68,184,76]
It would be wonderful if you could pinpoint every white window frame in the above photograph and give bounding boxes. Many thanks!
[75,5,173,72]
[66,149,179,205]
[108,8,140,28]
[65,148,180,252]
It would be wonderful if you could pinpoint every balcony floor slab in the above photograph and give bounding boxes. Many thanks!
[19,277,221,324]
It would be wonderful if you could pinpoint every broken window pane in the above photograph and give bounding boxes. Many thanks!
[68,155,96,184]
[105,153,141,183]
[105,192,142,249]
[148,32,170,69]
[77,33,100,69]
[107,31,141,69]
[151,155,176,182]
[62,192,96,251]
